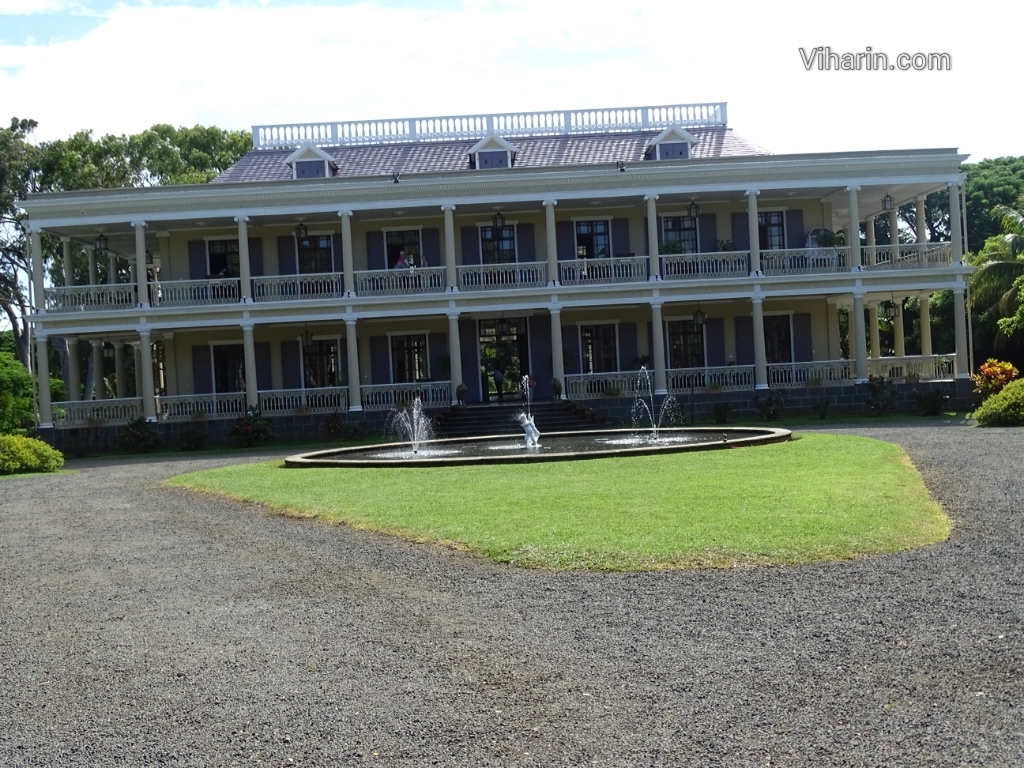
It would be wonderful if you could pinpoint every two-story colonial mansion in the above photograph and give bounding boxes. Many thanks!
[22,102,972,437]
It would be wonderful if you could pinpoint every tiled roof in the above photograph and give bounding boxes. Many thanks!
[211,127,769,184]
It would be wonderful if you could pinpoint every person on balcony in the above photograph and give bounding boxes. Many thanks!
[394,250,411,269]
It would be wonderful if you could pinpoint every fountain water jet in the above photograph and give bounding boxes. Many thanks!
[384,397,435,454]
[630,366,684,441]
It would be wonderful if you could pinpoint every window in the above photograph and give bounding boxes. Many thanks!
[477,150,510,169]
[386,229,422,268]
[667,320,706,369]
[575,220,611,259]
[659,142,690,160]
[764,315,792,364]
[297,235,333,274]
[580,324,617,373]
[208,240,240,277]
[758,212,786,251]
[391,334,428,383]
[480,224,517,264]
[304,339,340,388]
[213,344,245,393]
[662,216,699,254]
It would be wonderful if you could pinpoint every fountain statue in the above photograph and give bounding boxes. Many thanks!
[516,374,541,447]
[631,366,683,441]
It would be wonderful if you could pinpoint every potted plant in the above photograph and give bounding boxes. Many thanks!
[707,382,724,395]
[602,385,620,398]
[808,375,824,388]
[904,371,921,385]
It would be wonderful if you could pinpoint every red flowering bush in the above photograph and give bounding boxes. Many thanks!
[972,359,1020,401]
[229,407,272,447]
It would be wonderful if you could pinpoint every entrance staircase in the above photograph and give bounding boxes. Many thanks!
[433,401,607,439]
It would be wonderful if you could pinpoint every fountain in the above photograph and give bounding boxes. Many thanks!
[630,366,683,441]
[516,375,541,448]
[383,397,436,456]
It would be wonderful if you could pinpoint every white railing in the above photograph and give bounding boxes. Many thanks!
[44,284,137,313]
[559,256,649,285]
[862,243,954,270]
[767,360,855,389]
[359,382,452,412]
[457,263,548,291]
[354,267,447,296]
[867,355,955,381]
[668,365,756,392]
[760,247,848,276]
[258,387,348,416]
[156,393,248,422]
[252,273,345,302]
[564,372,642,399]
[661,251,751,280]
[253,102,728,149]
[158,278,240,306]
[51,398,143,429]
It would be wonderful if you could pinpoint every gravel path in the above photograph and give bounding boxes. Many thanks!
[2,422,1022,767]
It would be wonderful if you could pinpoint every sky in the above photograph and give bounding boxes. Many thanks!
[0,0,1014,162]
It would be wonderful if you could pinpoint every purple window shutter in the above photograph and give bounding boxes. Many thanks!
[295,160,325,178]
[255,342,272,391]
[248,237,264,277]
[786,209,805,249]
[421,228,440,268]
[458,318,479,401]
[611,218,630,256]
[332,233,344,273]
[556,221,575,260]
[561,325,579,374]
[369,336,389,384]
[705,317,726,366]
[461,226,480,265]
[277,235,296,275]
[735,316,754,366]
[731,213,750,251]
[619,322,637,368]
[643,217,649,254]
[528,314,552,398]
[281,340,301,389]
[366,231,386,271]
[517,223,535,262]
[191,345,212,394]
[793,313,813,362]
[188,240,207,279]
[698,214,717,253]
[428,332,447,380]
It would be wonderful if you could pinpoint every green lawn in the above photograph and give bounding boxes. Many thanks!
[166,433,950,571]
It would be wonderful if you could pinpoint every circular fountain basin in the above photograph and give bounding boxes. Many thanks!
[284,427,791,468]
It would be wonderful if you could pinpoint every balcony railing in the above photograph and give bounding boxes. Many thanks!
[559,256,649,285]
[668,365,756,392]
[156,392,248,422]
[44,284,137,312]
[661,251,751,280]
[253,273,345,301]
[866,355,955,381]
[458,262,548,291]
[52,397,143,428]
[761,247,849,275]
[158,277,239,306]
[360,382,452,411]
[862,243,953,270]
[355,266,447,296]
[767,360,855,388]
[258,387,349,416]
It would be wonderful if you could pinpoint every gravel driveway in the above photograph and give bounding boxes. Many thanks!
[2,422,1022,767]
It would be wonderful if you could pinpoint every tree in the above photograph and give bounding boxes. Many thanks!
[0,350,34,432]
[988,193,1024,345]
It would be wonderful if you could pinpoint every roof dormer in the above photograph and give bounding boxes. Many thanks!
[645,125,699,161]
[467,135,517,170]
[284,143,338,179]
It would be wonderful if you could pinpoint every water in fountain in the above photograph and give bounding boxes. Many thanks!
[384,397,436,455]
[628,366,684,442]
[516,374,541,448]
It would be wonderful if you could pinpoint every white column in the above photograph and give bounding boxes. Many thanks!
[30,228,45,314]
[138,330,157,421]
[345,319,362,411]
[241,324,258,409]
[847,186,861,270]
[868,304,880,358]
[950,184,964,263]
[132,221,149,308]
[915,195,928,244]
[91,341,105,400]
[550,308,565,398]
[442,205,458,291]
[751,298,768,389]
[67,339,81,401]
[865,215,876,267]
[339,210,355,296]
[36,334,53,427]
[650,303,667,394]
[893,300,906,358]
[114,344,127,399]
[853,293,868,382]
[645,194,660,280]
[746,190,760,275]
[447,313,463,404]
[62,238,74,287]
[236,216,252,302]
[88,245,98,285]
[953,286,969,377]
[544,200,559,286]
[920,294,933,356]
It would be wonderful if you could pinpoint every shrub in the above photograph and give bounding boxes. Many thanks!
[118,417,163,453]
[230,407,272,446]
[178,426,208,452]
[0,435,64,475]
[972,358,1019,401]
[753,390,785,421]
[974,379,1024,427]
[711,401,730,424]
[865,375,897,415]
[913,387,949,416]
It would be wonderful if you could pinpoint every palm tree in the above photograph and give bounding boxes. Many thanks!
[971,193,1024,318]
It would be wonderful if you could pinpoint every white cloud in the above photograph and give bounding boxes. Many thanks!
[0,0,70,13]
